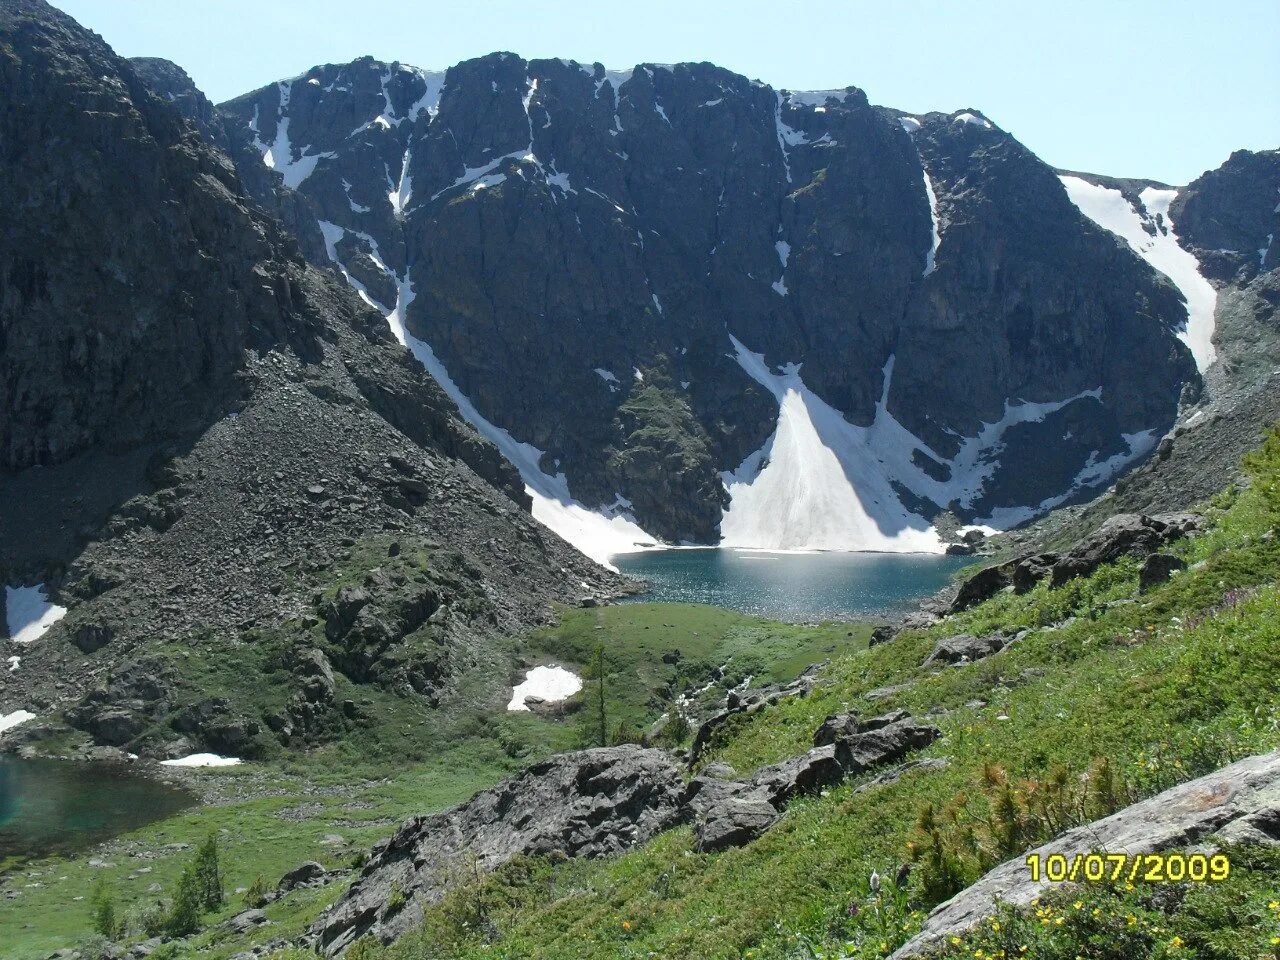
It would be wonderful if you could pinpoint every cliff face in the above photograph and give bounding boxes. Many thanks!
[0,0,620,758]
[214,55,1201,547]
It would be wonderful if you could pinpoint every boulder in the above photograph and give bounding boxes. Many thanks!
[1012,553,1057,593]
[949,564,1013,612]
[1049,513,1196,587]
[291,647,336,703]
[224,909,269,934]
[1138,553,1186,592]
[890,749,1280,958]
[813,708,910,746]
[868,624,898,647]
[72,622,114,653]
[695,798,778,853]
[834,719,942,775]
[951,512,1201,613]
[693,716,940,853]
[750,745,843,807]
[922,633,1007,667]
[323,586,370,641]
[278,861,327,892]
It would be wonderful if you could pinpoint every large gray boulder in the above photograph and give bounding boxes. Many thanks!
[891,749,1280,958]
[311,746,686,954]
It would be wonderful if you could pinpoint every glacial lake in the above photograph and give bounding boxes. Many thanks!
[612,548,972,621]
[0,755,195,864]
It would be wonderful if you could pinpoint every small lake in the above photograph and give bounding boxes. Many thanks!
[0,755,195,865]
[613,548,971,621]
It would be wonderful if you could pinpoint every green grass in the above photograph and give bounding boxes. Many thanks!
[306,425,1280,960]
[0,603,862,959]
[9,428,1279,960]
[525,602,868,743]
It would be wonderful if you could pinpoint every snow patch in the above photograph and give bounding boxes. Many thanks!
[160,754,243,768]
[257,81,335,189]
[507,665,582,711]
[921,167,942,277]
[431,150,533,201]
[388,146,413,216]
[1060,176,1217,371]
[6,584,67,644]
[0,709,36,734]
[981,430,1158,529]
[720,339,940,553]
[899,116,921,133]
[953,112,992,129]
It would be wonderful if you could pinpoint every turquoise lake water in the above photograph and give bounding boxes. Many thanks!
[0,755,194,863]
[612,548,971,621]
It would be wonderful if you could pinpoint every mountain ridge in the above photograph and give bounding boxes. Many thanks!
[199,52,1208,558]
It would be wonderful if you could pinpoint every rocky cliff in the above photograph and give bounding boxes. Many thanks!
[0,0,620,758]
[209,55,1206,553]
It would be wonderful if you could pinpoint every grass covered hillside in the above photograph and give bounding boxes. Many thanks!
[308,425,1280,960]
[0,603,863,960]
[5,426,1278,960]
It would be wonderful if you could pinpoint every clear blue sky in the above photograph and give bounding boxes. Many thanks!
[56,0,1278,185]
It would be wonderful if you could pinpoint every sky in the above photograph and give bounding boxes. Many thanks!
[56,0,1278,185]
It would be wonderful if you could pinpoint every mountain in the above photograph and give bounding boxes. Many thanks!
[0,0,619,759]
[203,54,1208,560]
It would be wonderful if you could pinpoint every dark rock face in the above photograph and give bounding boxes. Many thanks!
[1169,149,1280,285]
[211,55,1199,542]
[127,55,330,267]
[0,0,623,756]
[312,746,687,953]
[950,512,1200,612]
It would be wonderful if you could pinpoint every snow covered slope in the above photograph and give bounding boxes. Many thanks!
[1060,175,1218,371]
[721,337,1158,553]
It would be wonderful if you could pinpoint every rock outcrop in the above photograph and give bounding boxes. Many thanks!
[312,746,687,953]
[312,710,942,950]
[688,666,826,764]
[890,749,1280,958]
[922,633,1012,667]
[950,513,1200,612]
[688,714,942,853]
